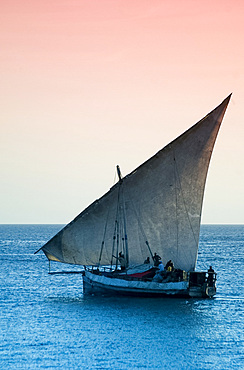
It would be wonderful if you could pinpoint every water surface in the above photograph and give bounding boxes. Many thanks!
[0,224,243,369]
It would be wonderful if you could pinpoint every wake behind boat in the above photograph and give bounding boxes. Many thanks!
[35,95,231,298]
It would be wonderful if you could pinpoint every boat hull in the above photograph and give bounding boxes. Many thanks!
[83,271,190,297]
[83,270,216,298]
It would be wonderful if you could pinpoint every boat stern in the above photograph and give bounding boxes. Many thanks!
[188,271,217,298]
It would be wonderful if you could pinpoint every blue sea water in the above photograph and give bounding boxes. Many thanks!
[0,224,243,369]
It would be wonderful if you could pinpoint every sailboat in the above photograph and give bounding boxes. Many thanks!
[36,95,231,298]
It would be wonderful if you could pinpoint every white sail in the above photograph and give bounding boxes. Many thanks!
[39,95,231,271]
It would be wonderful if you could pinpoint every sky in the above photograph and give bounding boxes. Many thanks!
[1,0,243,224]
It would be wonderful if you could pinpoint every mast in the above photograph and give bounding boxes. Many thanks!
[116,165,122,182]
[116,165,129,267]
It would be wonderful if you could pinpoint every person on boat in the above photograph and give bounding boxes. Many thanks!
[165,260,174,271]
[112,252,127,270]
[152,261,165,282]
[208,266,214,273]
[207,266,215,287]
[153,253,161,266]
[158,261,165,272]
[113,252,126,271]
[144,257,150,264]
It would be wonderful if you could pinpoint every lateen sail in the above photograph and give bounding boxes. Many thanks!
[38,95,231,271]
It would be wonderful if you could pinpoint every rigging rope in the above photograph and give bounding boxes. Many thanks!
[98,205,111,266]
[110,185,121,268]
[120,183,129,266]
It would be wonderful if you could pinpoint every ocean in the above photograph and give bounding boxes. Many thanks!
[0,224,243,369]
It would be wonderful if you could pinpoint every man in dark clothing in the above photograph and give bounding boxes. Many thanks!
[165,260,174,271]
[153,253,161,266]
[207,266,215,286]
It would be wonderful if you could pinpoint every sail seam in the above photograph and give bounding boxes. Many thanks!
[173,154,179,262]
[126,187,154,261]
[174,154,199,253]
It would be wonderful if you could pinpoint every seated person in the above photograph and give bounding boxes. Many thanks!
[144,257,150,264]
[158,262,165,272]
[165,259,174,271]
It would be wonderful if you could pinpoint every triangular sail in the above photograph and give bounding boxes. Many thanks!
[38,95,231,271]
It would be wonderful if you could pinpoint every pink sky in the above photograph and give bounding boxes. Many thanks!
[1,0,243,223]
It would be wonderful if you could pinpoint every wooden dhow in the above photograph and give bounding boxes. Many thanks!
[36,95,231,298]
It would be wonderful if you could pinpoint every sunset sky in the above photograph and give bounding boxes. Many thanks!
[1,0,243,224]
